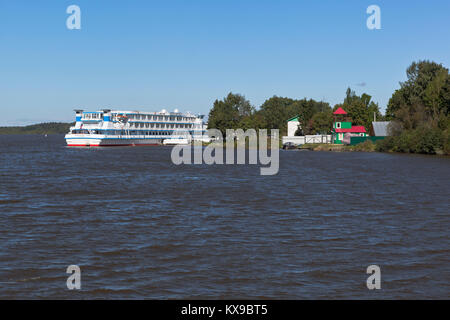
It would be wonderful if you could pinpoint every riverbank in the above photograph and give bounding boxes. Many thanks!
[299,140,377,152]
[202,139,449,155]
[296,140,449,156]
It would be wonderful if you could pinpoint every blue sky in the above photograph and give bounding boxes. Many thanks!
[1,0,449,125]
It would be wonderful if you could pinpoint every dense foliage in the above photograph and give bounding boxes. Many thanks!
[378,60,450,154]
[208,89,381,136]
[208,93,333,136]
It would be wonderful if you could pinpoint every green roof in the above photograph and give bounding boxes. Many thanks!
[287,116,299,122]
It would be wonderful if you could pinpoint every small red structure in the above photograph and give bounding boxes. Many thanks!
[332,107,367,144]
[333,107,348,115]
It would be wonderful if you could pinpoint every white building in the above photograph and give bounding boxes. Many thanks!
[287,116,301,137]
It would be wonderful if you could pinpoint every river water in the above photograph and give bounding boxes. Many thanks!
[0,134,449,299]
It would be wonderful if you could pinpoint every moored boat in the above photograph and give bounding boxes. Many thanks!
[65,109,210,147]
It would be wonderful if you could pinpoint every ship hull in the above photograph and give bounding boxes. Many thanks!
[65,135,163,147]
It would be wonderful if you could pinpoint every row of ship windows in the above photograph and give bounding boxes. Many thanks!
[128,123,192,129]
[120,115,192,121]
[116,114,190,121]
[72,129,194,135]
[81,114,193,122]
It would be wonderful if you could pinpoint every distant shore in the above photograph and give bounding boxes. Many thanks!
[0,122,73,135]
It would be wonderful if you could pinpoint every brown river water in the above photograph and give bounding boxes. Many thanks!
[0,134,449,299]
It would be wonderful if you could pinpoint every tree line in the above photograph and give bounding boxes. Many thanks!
[208,90,383,137]
[0,122,73,135]
[378,60,450,154]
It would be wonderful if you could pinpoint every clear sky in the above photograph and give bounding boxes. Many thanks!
[1,0,449,125]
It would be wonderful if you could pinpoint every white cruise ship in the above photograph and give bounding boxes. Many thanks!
[65,109,209,147]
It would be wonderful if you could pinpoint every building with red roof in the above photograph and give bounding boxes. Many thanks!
[333,107,348,115]
[332,107,367,144]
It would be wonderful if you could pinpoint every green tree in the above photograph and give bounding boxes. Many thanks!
[259,96,331,135]
[259,96,296,134]
[308,110,333,134]
[386,60,450,123]
[207,93,255,135]
[378,60,450,155]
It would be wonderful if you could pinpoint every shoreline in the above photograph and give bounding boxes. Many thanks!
[293,143,449,157]
[1,133,448,157]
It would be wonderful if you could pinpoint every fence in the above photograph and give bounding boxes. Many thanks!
[282,135,332,145]
[349,136,386,145]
